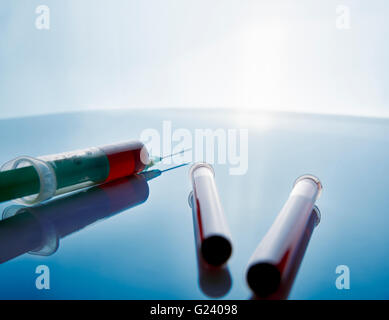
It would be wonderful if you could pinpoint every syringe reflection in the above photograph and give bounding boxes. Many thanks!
[0,172,158,264]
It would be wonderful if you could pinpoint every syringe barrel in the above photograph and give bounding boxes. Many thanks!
[99,141,148,182]
[189,163,232,267]
[0,141,149,205]
[246,175,322,298]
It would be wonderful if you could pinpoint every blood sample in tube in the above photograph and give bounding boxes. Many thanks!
[189,162,232,266]
[246,175,322,298]
[188,191,232,297]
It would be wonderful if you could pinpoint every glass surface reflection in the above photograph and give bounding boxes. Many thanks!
[1,109,389,299]
[0,172,156,264]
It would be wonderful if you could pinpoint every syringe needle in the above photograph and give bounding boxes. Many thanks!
[146,148,192,169]
[159,148,192,160]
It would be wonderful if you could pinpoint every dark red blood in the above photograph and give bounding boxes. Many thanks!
[100,141,147,182]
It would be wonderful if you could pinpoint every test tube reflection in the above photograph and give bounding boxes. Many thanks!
[0,174,150,264]
[246,175,322,298]
[188,191,232,298]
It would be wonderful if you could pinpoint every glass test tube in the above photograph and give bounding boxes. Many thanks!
[189,162,232,267]
[246,175,322,298]
[188,191,232,298]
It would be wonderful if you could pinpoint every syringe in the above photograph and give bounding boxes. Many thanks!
[0,141,188,205]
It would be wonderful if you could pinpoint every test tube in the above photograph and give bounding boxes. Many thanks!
[188,191,232,298]
[189,163,232,267]
[246,175,322,298]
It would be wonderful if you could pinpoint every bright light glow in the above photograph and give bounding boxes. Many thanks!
[233,20,284,110]
[235,112,276,131]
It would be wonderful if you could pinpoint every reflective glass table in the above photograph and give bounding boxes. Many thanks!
[0,109,388,299]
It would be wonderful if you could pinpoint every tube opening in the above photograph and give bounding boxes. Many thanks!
[293,174,323,198]
[189,162,215,182]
